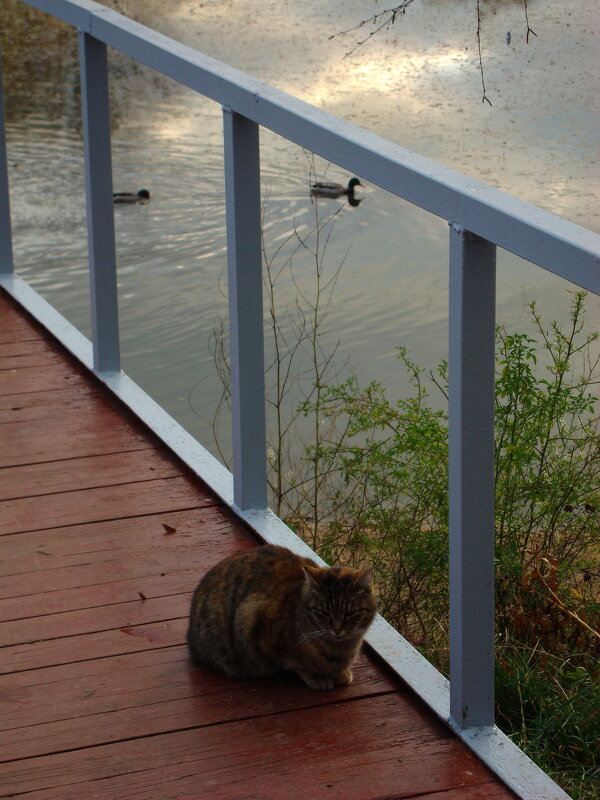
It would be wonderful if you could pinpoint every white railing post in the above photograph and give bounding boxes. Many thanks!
[0,49,14,276]
[448,223,496,730]
[222,107,267,510]
[79,31,120,373]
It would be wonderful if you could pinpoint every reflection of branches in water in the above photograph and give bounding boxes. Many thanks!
[328,1,416,60]
[523,0,537,44]
[330,0,539,107]
[476,0,492,106]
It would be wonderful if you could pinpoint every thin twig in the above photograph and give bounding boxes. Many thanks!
[328,1,416,60]
[476,0,492,106]
[523,0,537,44]
[535,573,600,641]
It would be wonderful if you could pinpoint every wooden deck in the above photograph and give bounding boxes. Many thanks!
[0,288,517,800]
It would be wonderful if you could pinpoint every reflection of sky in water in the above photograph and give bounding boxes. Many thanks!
[3,0,599,459]
[134,0,598,226]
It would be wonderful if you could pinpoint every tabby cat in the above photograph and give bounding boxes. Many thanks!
[187,544,377,690]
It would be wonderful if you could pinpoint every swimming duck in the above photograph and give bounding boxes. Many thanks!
[310,177,363,199]
[113,189,150,204]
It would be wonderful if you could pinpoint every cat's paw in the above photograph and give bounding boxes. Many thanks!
[298,671,335,691]
[333,668,353,686]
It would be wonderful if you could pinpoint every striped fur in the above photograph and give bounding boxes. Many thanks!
[187,545,376,690]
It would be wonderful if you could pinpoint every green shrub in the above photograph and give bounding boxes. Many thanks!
[298,292,599,797]
[210,263,599,795]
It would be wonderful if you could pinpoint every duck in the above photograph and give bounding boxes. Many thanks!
[310,177,363,199]
[113,189,150,204]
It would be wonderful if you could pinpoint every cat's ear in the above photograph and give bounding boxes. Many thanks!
[302,565,322,587]
[355,568,373,590]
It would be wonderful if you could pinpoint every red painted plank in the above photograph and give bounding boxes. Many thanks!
[0,338,55,357]
[0,410,151,467]
[0,362,88,395]
[0,511,256,619]
[0,338,65,370]
[1,592,187,647]
[0,567,195,622]
[0,385,114,424]
[0,507,251,579]
[0,568,195,622]
[0,694,507,800]
[0,448,178,501]
[405,785,516,799]
[0,296,51,344]
[0,342,61,367]
[0,475,218,535]
[1,618,188,674]
[0,648,397,762]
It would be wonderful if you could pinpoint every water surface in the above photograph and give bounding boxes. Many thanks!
[3,0,598,461]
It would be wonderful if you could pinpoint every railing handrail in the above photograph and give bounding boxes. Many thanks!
[15,0,600,293]
[2,3,595,799]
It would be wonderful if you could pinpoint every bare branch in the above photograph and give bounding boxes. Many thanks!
[523,0,537,44]
[476,0,492,106]
[329,1,416,60]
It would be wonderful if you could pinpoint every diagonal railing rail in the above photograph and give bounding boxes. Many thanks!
[1,2,598,797]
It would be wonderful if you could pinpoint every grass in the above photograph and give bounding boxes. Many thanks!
[496,641,599,798]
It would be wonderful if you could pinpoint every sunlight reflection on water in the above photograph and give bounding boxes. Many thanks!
[2,0,598,462]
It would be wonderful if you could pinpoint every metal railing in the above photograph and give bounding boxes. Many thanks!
[1,2,598,797]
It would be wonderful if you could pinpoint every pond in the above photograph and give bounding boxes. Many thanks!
[2,0,599,463]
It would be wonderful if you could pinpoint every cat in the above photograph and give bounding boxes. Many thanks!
[187,544,377,690]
